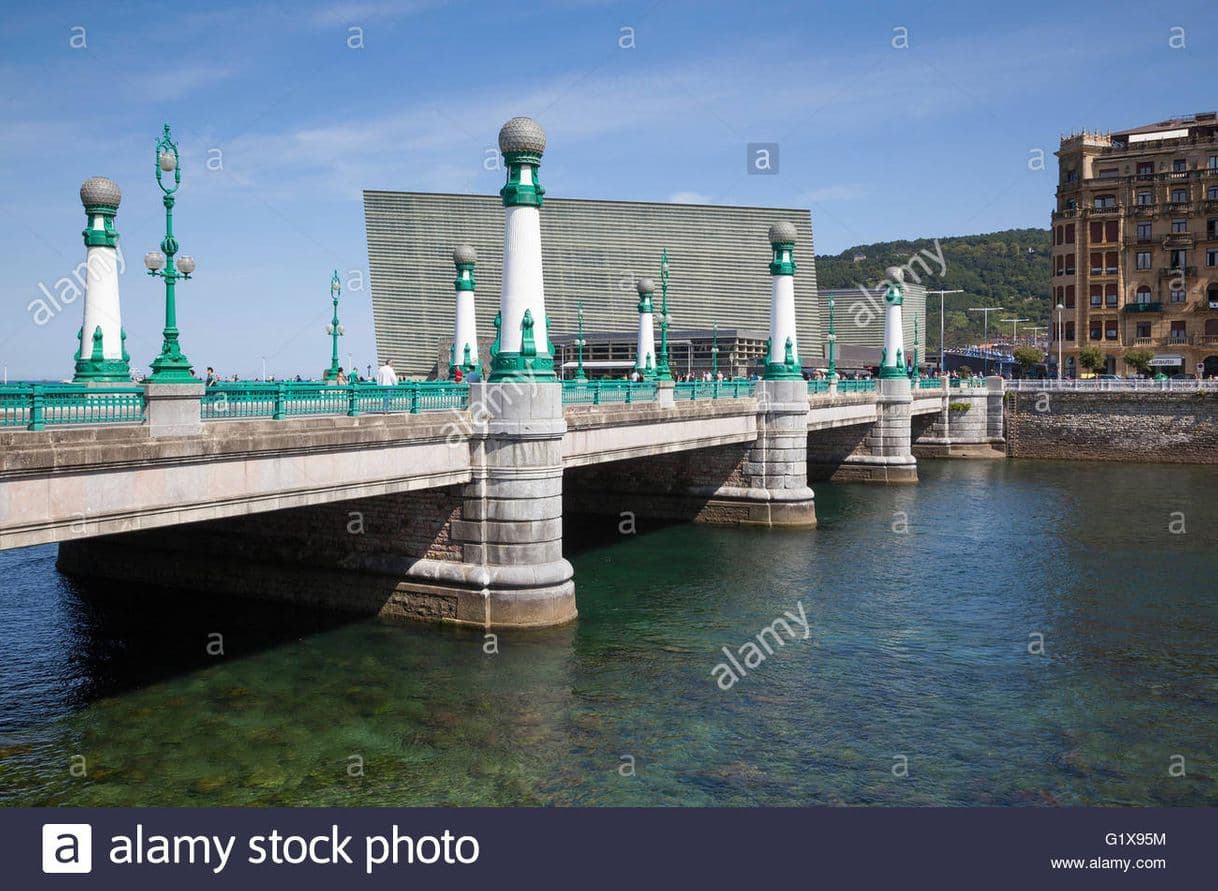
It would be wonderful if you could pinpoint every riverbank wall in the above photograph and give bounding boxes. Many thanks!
[1005,390,1218,463]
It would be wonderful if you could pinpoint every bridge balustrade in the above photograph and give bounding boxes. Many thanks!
[561,380,658,405]
[201,381,470,420]
[672,379,755,401]
[0,383,146,431]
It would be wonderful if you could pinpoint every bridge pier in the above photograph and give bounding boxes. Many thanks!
[448,381,576,627]
[728,379,816,525]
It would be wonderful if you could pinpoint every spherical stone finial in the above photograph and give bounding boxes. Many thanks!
[886,265,906,283]
[80,176,121,210]
[498,116,546,156]
[453,243,477,266]
[768,221,797,245]
[637,277,656,295]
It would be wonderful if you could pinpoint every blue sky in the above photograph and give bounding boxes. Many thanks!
[1,0,1215,380]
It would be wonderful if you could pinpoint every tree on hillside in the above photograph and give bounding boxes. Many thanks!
[1123,347,1154,377]
[1077,345,1105,376]
[1012,345,1045,377]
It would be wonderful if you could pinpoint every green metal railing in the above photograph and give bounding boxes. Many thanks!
[561,380,658,405]
[949,378,988,389]
[672,379,756,401]
[807,379,830,394]
[917,377,946,389]
[836,379,878,393]
[0,384,145,430]
[201,381,469,420]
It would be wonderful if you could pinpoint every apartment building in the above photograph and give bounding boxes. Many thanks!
[1050,112,1218,377]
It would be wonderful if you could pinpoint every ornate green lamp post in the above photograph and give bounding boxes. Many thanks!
[324,270,344,380]
[912,313,921,381]
[144,123,196,382]
[711,322,720,379]
[826,291,838,381]
[655,249,673,381]
[575,302,587,381]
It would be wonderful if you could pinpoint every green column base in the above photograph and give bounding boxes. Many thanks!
[488,351,556,382]
[73,357,132,383]
[763,361,803,381]
[879,365,907,379]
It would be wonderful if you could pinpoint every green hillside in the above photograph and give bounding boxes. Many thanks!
[816,227,1051,349]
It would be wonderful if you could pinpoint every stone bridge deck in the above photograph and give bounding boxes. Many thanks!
[0,383,986,551]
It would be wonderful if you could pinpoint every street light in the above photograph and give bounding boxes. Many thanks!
[967,306,1002,375]
[145,123,196,382]
[656,249,673,381]
[324,270,344,380]
[1056,303,1065,381]
[926,289,962,374]
[575,302,587,381]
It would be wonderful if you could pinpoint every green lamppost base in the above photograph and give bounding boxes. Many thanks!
[879,366,908,379]
[149,344,195,383]
[763,362,804,380]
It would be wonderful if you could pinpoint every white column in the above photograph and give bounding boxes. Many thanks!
[452,244,478,372]
[635,278,656,374]
[769,271,797,365]
[82,235,123,360]
[500,202,546,354]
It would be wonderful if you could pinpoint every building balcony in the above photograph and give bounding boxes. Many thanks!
[1131,336,1155,346]
[1124,302,1163,313]
[1196,334,1218,346]
[1089,205,1121,216]
[1051,208,1078,221]
[1132,204,1158,217]
[1163,234,1195,248]
[1160,266,1197,278]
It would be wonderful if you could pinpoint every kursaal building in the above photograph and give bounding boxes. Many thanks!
[363,191,821,378]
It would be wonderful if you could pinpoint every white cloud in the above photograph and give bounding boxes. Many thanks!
[668,191,713,204]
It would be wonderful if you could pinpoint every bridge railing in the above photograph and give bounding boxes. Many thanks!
[561,380,658,405]
[1,383,146,431]
[201,381,469,420]
[672,379,756,400]
[836,379,877,393]
[1005,378,1218,392]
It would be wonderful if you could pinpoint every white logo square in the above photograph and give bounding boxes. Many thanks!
[42,823,93,874]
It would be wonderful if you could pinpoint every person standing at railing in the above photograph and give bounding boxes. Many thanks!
[205,367,219,387]
[335,367,348,385]
[376,360,398,386]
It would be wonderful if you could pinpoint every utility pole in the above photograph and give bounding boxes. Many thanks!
[968,306,1002,375]
[1001,317,1030,352]
[926,289,962,374]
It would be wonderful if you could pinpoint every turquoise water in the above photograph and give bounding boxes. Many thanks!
[1,459,1216,806]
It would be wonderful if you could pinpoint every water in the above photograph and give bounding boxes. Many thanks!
[1,460,1216,806]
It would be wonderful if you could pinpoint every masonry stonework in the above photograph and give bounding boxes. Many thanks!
[1005,391,1218,462]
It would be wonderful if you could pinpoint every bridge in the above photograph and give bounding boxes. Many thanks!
[1,114,1008,628]
[0,375,1001,627]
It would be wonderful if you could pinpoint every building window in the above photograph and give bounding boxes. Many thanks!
[1136,251,1152,270]
[1170,249,1187,269]
[1105,221,1118,242]
[1064,252,1075,274]
[1172,219,1188,234]
[1094,194,1117,209]
[1210,156,1218,173]
[1105,320,1118,340]
[1105,283,1118,307]
[1090,321,1102,340]
[1054,225,1063,245]
[1065,284,1075,308]
[1170,288,1187,303]
[1065,223,1075,243]
[1137,161,1154,178]
[1065,321,1076,341]
[1173,159,1187,173]
[1089,221,1103,242]
[1208,248,1218,267]
[1171,188,1188,203]
[1209,285,1218,308]
[1137,191,1153,205]
[1209,186,1218,200]
[1137,222,1152,242]
[1065,168,1078,183]
[1135,286,1153,304]
[1209,219,1218,238]
[1090,252,1102,274]
[1170,321,1187,342]
[1090,285,1102,307]
[1136,322,1151,338]
[1056,255,1064,275]
[1105,252,1118,274]
[1098,167,1119,178]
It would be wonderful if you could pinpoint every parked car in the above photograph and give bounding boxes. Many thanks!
[1170,373,1198,381]
[1096,374,1121,381]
